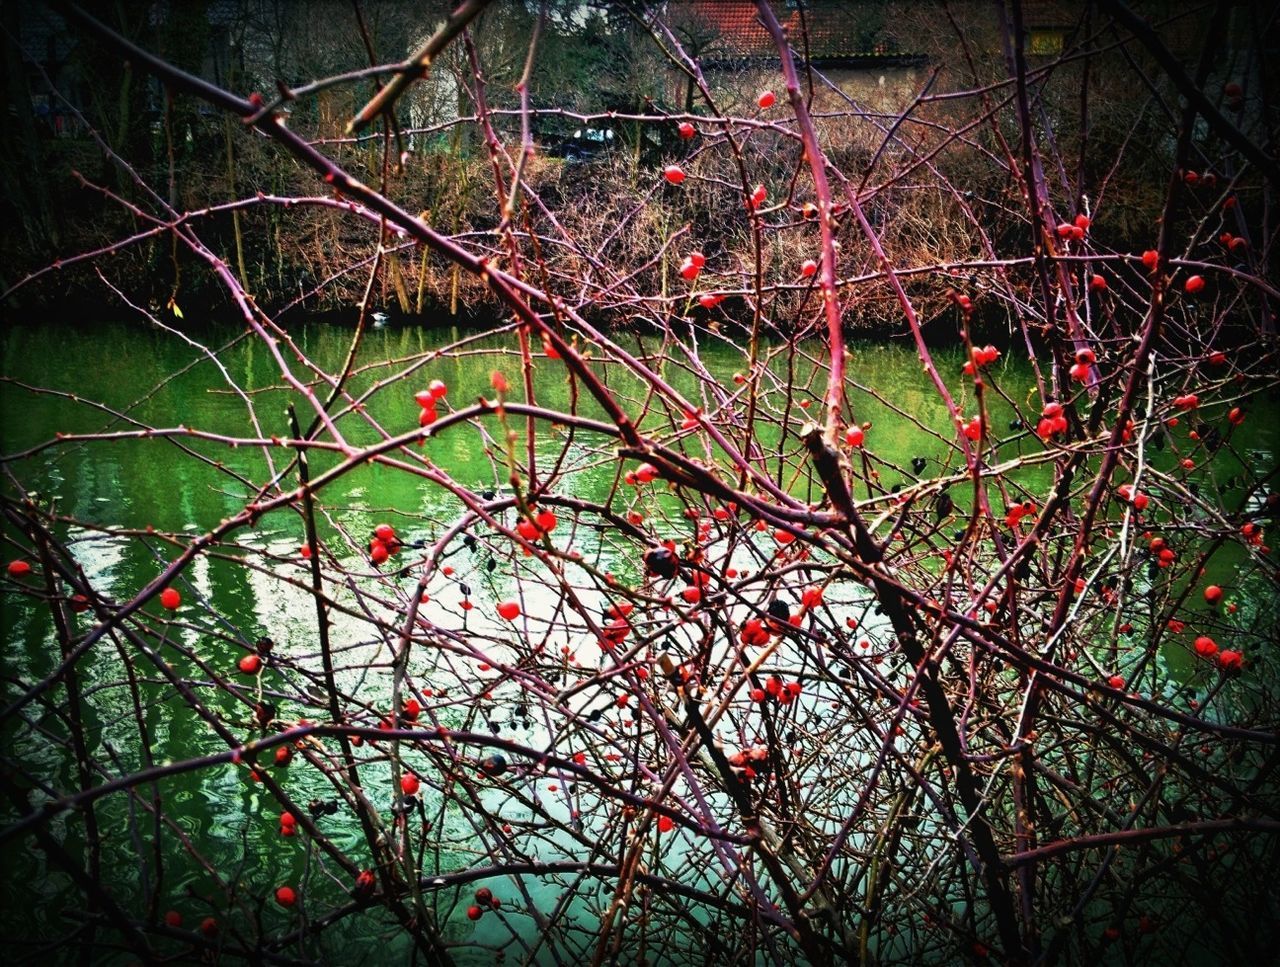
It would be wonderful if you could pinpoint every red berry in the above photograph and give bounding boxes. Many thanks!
[1090,275,1108,291]
[800,259,817,278]
[401,773,420,795]
[374,524,396,542]
[200,917,219,938]
[1108,674,1125,690]
[160,588,181,610]
[429,379,447,399]
[6,559,31,577]
[663,165,686,185]
[275,886,296,908]
[1194,636,1218,658]
[757,90,776,109]
[1184,274,1205,294]
[163,910,182,928]
[677,121,695,139]
[1141,249,1159,270]
[657,814,675,832]
[414,390,434,408]
[466,904,483,921]
[1204,584,1223,604]
[497,600,521,620]
[845,426,865,447]
[238,654,262,675]
[370,542,389,565]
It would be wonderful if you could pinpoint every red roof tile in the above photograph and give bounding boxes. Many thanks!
[664,1,919,62]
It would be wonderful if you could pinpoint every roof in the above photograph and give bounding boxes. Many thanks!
[663,1,926,65]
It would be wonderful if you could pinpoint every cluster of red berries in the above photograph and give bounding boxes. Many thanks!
[679,250,705,281]
[414,379,448,428]
[625,462,660,486]
[727,745,771,780]
[962,345,1000,375]
[1148,536,1175,567]
[1036,402,1068,441]
[1191,634,1244,671]
[515,508,558,542]
[749,676,803,705]
[369,522,403,566]
[466,886,501,921]
[1116,484,1151,513]
[1005,501,1038,529]
[1055,213,1090,241]
[1068,347,1096,382]
[161,910,222,937]
[1219,231,1248,254]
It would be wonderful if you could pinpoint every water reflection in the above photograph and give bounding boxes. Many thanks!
[2,319,1274,958]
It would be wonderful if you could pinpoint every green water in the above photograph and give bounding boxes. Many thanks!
[0,319,1272,963]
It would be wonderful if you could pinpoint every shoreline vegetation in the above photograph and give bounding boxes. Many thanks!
[5,3,1266,335]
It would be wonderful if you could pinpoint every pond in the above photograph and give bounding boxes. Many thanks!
[1,317,1273,964]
